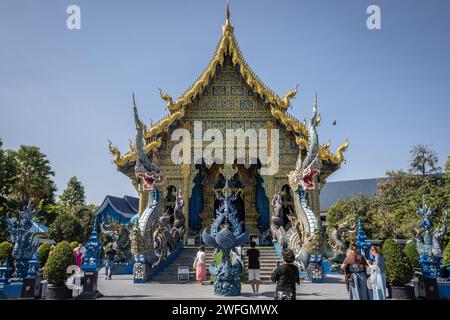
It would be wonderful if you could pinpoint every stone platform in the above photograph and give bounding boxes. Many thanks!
[96,270,348,300]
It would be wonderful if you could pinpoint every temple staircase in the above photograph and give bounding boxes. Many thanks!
[150,246,279,284]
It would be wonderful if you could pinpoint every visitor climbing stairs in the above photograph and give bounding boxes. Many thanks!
[150,246,280,284]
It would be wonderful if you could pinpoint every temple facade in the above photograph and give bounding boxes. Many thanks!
[108,3,348,243]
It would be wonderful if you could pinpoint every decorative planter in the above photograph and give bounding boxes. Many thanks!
[46,285,72,300]
[390,285,415,300]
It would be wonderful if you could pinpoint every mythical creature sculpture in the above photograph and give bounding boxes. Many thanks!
[284,95,325,279]
[7,202,43,282]
[323,218,357,270]
[202,181,250,296]
[273,96,352,280]
[270,190,286,244]
[415,198,448,279]
[128,94,184,282]
[100,219,133,264]
[171,190,186,243]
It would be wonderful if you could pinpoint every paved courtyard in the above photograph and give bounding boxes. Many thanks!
[96,270,348,300]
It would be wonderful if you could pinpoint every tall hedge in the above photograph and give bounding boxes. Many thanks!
[404,240,420,268]
[383,239,414,286]
[43,241,74,287]
[444,242,450,266]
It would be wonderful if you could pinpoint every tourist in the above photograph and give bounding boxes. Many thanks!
[246,241,261,295]
[193,246,207,282]
[104,244,116,280]
[271,249,300,300]
[73,243,85,268]
[366,245,387,300]
[341,243,369,300]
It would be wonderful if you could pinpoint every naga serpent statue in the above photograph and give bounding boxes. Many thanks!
[415,199,448,279]
[7,202,43,282]
[100,219,133,264]
[129,95,185,282]
[202,181,250,296]
[271,96,352,280]
[322,218,357,271]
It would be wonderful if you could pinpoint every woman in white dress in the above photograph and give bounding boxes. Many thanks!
[366,246,387,300]
[193,246,207,282]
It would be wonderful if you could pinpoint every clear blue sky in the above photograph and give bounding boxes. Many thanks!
[0,0,449,205]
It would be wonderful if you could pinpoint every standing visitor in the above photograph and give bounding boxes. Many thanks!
[104,244,116,280]
[193,246,207,282]
[341,243,369,300]
[271,249,300,300]
[73,243,85,268]
[366,246,387,300]
[246,241,261,295]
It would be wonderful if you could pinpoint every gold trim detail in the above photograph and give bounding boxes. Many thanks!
[158,8,298,112]
[108,137,163,166]
[143,108,185,139]
[318,139,349,165]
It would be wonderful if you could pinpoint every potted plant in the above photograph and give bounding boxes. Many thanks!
[383,239,415,299]
[44,241,75,299]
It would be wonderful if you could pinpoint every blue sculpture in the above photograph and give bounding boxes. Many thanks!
[0,260,11,285]
[6,202,42,282]
[356,218,372,259]
[415,199,447,279]
[202,181,250,296]
[82,223,103,272]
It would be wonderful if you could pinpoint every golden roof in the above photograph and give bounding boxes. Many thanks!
[108,2,348,168]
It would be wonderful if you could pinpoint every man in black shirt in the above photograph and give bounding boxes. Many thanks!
[271,249,300,300]
[246,241,260,295]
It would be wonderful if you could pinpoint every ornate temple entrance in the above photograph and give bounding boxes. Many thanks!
[188,160,270,240]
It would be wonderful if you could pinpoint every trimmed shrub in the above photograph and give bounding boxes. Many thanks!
[383,239,414,286]
[70,241,78,249]
[0,241,13,265]
[37,242,52,267]
[44,241,74,287]
[404,240,420,268]
[444,241,450,266]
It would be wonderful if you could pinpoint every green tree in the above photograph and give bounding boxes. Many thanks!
[59,176,85,206]
[326,194,375,241]
[9,145,56,208]
[0,139,18,241]
[383,239,414,286]
[0,139,18,201]
[34,203,61,227]
[409,144,440,177]
[47,213,84,243]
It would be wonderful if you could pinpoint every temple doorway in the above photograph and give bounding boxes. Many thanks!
[188,159,270,241]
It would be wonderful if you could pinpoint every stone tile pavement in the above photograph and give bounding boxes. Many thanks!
[96,270,348,300]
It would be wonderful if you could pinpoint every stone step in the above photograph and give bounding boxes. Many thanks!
[151,246,279,283]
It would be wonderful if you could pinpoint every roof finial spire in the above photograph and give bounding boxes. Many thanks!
[226,0,231,25]
[223,0,234,34]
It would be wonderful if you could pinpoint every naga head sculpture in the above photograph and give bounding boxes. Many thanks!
[288,94,321,193]
[133,94,164,191]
